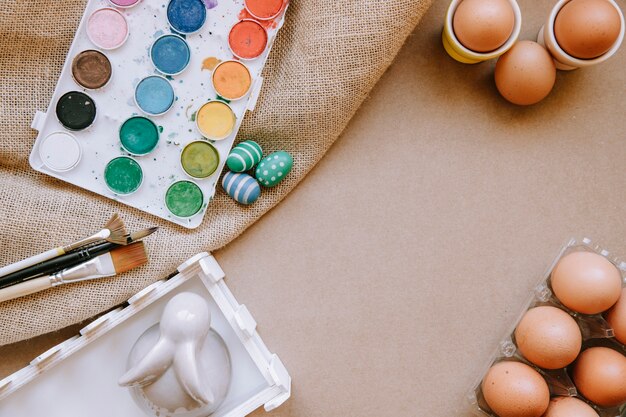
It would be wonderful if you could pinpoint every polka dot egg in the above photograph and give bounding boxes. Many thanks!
[222,171,261,205]
[255,151,293,188]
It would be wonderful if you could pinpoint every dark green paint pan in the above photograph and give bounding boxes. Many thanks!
[104,156,143,195]
[119,116,160,155]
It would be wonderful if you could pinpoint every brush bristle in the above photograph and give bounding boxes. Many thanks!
[105,213,128,245]
[129,227,158,242]
[111,242,148,274]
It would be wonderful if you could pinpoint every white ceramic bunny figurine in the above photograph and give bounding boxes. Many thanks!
[119,292,231,416]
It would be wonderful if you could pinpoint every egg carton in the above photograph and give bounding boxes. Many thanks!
[467,237,626,417]
[0,253,291,417]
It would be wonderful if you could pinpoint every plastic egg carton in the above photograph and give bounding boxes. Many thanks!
[0,253,291,416]
[467,237,626,417]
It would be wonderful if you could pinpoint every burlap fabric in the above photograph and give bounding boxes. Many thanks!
[0,0,432,345]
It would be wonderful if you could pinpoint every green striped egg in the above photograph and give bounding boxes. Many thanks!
[255,151,293,187]
[226,140,263,172]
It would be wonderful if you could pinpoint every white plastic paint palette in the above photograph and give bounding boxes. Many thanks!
[0,253,291,416]
[29,0,287,229]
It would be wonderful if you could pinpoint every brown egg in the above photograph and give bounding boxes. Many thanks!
[606,289,626,344]
[573,347,626,407]
[551,251,622,315]
[515,306,582,369]
[494,41,556,105]
[554,0,621,59]
[453,0,515,52]
[542,396,599,417]
[482,361,550,417]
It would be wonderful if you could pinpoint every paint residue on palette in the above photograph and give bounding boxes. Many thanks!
[238,8,278,29]
[203,0,218,9]
[185,103,196,120]
[202,57,221,71]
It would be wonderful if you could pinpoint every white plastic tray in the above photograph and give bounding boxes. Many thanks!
[0,253,291,416]
[30,0,287,229]
[466,237,626,417]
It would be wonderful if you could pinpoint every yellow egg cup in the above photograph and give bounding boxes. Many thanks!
[538,0,625,70]
[442,0,522,64]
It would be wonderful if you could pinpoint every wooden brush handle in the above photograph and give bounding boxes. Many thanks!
[0,277,52,303]
[0,248,64,278]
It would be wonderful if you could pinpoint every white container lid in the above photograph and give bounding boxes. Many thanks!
[0,253,291,416]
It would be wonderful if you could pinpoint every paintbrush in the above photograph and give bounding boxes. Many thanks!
[0,214,127,279]
[0,242,148,303]
[0,227,157,289]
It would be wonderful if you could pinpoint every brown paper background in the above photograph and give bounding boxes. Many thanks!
[1,0,625,415]
[0,0,432,345]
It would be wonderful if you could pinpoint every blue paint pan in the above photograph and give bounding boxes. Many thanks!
[150,34,191,75]
[134,75,175,116]
[167,0,207,34]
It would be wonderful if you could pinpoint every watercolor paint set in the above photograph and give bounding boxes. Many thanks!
[29,0,288,229]
[0,253,291,416]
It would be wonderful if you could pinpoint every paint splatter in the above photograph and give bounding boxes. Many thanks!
[154,29,165,38]
[238,8,278,29]
[190,111,197,122]
[185,104,195,119]
[202,57,221,71]
[158,126,164,133]
[203,0,218,9]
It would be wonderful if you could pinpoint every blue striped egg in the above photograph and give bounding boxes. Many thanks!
[226,140,263,172]
[222,171,261,205]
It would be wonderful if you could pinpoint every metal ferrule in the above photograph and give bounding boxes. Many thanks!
[49,254,115,286]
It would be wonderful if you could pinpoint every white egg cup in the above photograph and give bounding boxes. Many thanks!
[538,0,625,70]
[442,0,522,64]
[119,292,232,417]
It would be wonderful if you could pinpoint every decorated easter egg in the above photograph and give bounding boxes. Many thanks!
[255,151,293,187]
[226,140,263,172]
[222,171,261,205]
